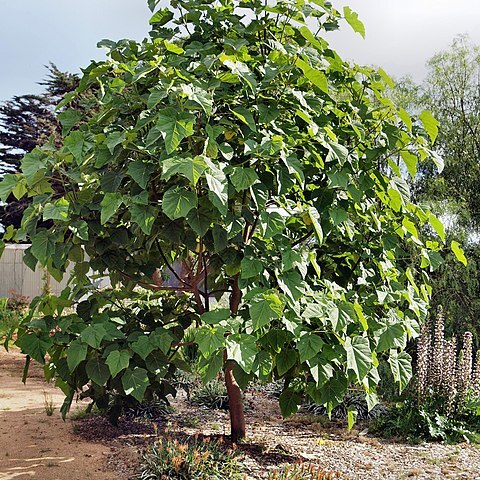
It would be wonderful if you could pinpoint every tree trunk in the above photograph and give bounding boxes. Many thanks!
[225,360,246,441]
[225,272,246,441]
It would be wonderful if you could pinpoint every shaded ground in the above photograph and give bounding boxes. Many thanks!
[0,348,116,480]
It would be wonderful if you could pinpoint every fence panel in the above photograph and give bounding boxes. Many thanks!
[0,244,109,300]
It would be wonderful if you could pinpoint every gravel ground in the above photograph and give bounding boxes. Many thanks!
[73,390,480,479]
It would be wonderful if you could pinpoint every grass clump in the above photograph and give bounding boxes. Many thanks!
[189,379,229,410]
[43,392,55,416]
[139,433,242,480]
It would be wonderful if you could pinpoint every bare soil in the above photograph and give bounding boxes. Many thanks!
[0,348,116,480]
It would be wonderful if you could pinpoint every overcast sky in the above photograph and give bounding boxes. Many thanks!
[1,0,480,101]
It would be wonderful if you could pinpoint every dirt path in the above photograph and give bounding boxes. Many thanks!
[0,348,116,480]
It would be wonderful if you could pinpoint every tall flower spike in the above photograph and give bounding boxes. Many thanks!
[472,350,480,397]
[445,336,457,413]
[432,307,445,391]
[416,315,431,400]
[457,331,474,405]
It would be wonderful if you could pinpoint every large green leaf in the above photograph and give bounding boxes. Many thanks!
[345,336,372,381]
[295,58,328,93]
[122,367,150,401]
[400,150,418,179]
[377,323,406,352]
[307,375,348,410]
[297,333,324,363]
[81,324,107,349]
[149,7,174,25]
[162,187,197,219]
[150,328,174,354]
[164,40,184,55]
[106,350,131,377]
[21,151,46,184]
[16,333,52,365]
[232,107,257,132]
[428,212,445,241]
[388,350,412,393]
[67,339,88,371]
[186,85,213,115]
[279,388,302,417]
[86,358,110,386]
[201,308,230,325]
[451,240,467,266]
[343,6,365,38]
[198,350,223,383]
[230,167,258,191]
[419,110,439,144]
[277,270,304,303]
[43,198,69,222]
[130,204,156,235]
[150,108,195,154]
[131,335,155,360]
[226,334,257,373]
[162,156,207,186]
[186,208,211,236]
[105,131,126,154]
[57,109,82,135]
[330,301,356,332]
[147,86,168,109]
[222,58,257,92]
[0,174,19,201]
[101,193,123,224]
[308,356,334,386]
[276,349,297,376]
[64,131,93,164]
[145,352,169,377]
[128,161,153,189]
[205,161,228,215]
[307,207,324,245]
[249,294,283,331]
[195,326,226,356]
[240,257,264,279]
[31,230,56,265]
[261,211,285,239]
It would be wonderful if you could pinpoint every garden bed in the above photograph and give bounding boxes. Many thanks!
[74,387,480,479]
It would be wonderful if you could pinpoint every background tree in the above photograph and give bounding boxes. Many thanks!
[1,0,451,441]
[0,64,79,228]
[394,36,480,343]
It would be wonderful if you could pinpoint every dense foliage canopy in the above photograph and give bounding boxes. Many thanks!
[0,0,453,438]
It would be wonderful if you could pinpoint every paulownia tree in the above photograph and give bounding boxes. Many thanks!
[0,0,453,440]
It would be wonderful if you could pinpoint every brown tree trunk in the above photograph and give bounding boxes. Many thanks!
[225,360,246,441]
[225,273,246,441]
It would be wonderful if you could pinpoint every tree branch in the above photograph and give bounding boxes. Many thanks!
[155,239,192,288]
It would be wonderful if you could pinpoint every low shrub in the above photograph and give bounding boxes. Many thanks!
[139,434,242,480]
[189,379,229,410]
[0,292,28,343]
[267,463,340,480]
[7,289,29,313]
[370,398,480,444]
[123,398,172,420]
[303,391,386,421]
